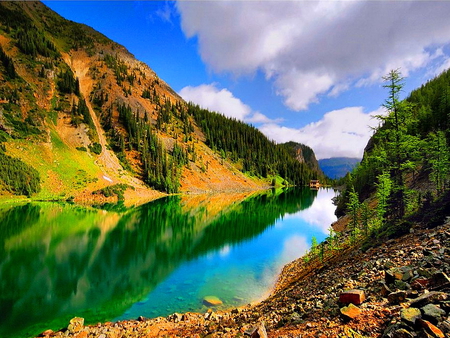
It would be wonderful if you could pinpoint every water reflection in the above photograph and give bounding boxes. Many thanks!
[0,188,333,338]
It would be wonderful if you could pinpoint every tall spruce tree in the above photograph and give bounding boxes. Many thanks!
[373,69,418,218]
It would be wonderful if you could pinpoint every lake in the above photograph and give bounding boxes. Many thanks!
[0,188,337,338]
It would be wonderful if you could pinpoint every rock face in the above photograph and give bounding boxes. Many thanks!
[203,296,223,306]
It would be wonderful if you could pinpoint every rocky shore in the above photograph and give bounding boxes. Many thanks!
[39,219,450,338]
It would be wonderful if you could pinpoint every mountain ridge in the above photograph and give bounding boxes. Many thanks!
[0,1,322,202]
[318,157,360,179]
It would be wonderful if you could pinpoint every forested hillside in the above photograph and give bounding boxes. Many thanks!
[0,1,321,201]
[188,105,324,187]
[336,68,450,240]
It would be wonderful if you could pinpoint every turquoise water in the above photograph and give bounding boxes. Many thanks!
[0,188,336,337]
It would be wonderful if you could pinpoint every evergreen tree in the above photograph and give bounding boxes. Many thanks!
[373,69,419,218]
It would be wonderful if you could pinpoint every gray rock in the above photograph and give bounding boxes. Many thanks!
[421,304,446,324]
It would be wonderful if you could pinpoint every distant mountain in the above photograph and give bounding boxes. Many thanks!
[0,1,321,200]
[318,157,360,179]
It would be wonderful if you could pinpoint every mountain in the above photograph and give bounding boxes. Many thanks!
[318,157,360,179]
[0,1,320,201]
[280,142,323,178]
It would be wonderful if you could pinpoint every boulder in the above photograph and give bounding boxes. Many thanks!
[386,267,414,284]
[339,289,366,305]
[203,296,223,306]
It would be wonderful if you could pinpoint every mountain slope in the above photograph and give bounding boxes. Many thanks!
[0,1,320,201]
[280,142,322,174]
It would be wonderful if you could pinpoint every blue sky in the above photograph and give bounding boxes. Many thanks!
[44,1,450,159]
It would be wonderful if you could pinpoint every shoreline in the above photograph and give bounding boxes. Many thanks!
[36,213,450,337]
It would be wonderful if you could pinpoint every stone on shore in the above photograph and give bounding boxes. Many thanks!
[409,291,447,308]
[417,319,445,338]
[339,289,366,305]
[421,304,446,324]
[430,272,450,290]
[203,296,223,306]
[400,307,421,326]
[67,317,84,333]
[387,290,407,304]
[340,303,362,320]
[245,322,268,338]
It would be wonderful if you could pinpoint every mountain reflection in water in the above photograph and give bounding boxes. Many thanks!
[0,188,336,338]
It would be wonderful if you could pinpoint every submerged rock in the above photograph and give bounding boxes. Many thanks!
[203,296,223,306]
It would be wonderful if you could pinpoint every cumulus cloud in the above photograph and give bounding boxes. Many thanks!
[177,1,450,111]
[179,83,280,123]
[259,106,385,159]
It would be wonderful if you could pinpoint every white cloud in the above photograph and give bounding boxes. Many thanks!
[179,83,279,123]
[177,1,450,111]
[259,106,385,159]
[179,84,251,120]
[281,235,309,261]
[246,112,283,124]
[155,2,173,23]
[286,189,338,234]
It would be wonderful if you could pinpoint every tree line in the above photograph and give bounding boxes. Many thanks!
[188,103,319,186]
[0,131,41,197]
[336,69,450,240]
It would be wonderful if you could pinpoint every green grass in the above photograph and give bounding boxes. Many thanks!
[4,128,100,200]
